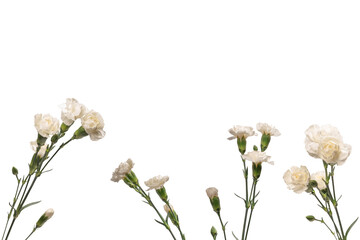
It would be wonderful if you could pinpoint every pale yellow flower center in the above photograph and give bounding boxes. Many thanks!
[319,140,340,162]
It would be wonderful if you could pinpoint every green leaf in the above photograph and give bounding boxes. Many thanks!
[154,219,165,226]
[345,217,359,238]
[20,200,41,212]
[234,193,246,203]
[232,231,239,240]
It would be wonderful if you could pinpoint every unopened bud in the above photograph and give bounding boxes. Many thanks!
[306,215,316,222]
[211,226,218,239]
[206,187,221,213]
[12,167,18,176]
[36,209,54,228]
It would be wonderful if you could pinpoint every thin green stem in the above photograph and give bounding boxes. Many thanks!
[244,179,258,240]
[317,218,337,240]
[41,138,73,173]
[240,157,249,240]
[329,166,345,239]
[25,229,35,240]
[1,179,20,240]
[216,212,227,240]
[164,201,185,240]
[137,185,177,240]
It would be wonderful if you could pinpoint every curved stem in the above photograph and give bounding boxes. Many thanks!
[1,180,20,240]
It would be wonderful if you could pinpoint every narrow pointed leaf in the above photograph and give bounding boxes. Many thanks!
[232,231,239,240]
[20,200,41,212]
[155,219,165,226]
[345,217,359,238]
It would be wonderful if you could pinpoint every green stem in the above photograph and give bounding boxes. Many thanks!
[40,138,73,173]
[240,157,249,240]
[217,211,227,240]
[244,179,258,240]
[329,166,345,238]
[25,229,36,240]
[165,201,185,240]
[137,185,177,240]
[1,179,20,240]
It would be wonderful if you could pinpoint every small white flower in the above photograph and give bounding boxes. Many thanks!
[44,208,54,219]
[144,175,169,190]
[164,204,174,214]
[310,171,327,190]
[256,123,281,136]
[305,125,351,165]
[34,114,60,138]
[81,110,106,141]
[111,159,134,182]
[242,151,273,165]
[227,125,256,140]
[206,187,218,199]
[30,141,47,158]
[61,98,87,126]
[283,166,310,194]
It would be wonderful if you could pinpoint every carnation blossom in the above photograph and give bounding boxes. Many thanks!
[81,110,106,141]
[310,171,327,190]
[144,175,169,190]
[111,159,134,182]
[61,98,87,126]
[206,187,218,199]
[256,123,281,136]
[305,125,351,165]
[227,125,256,140]
[242,151,273,165]
[34,114,60,138]
[283,166,310,194]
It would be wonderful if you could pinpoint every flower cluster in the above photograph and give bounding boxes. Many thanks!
[3,98,105,240]
[284,124,357,240]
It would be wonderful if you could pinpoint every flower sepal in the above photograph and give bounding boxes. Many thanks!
[260,133,271,152]
[237,137,247,155]
[252,162,262,179]
[156,187,168,202]
[73,126,88,140]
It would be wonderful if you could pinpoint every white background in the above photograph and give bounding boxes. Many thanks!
[1,1,360,239]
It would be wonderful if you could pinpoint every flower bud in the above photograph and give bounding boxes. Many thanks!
[306,215,316,222]
[211,226,218,239]
[253,145,258,151]
[260,134,271,152]
[12,167,18,176]
[252,162,262,179]
[237,137,247,155]
[51,134,59,144]
[36,209,54,228]
[206,187,221,213]
[164,204,179,226]
[156,187,168,202]
[73,126,88,140]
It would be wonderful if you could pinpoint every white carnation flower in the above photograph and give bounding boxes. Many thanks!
[206,187,218,199]
[34,114,60,138]
[256,123,281,136]
[242,151,273,165]
[144,175,169,190]
[305,125,351,165]
[283,166,310,194]
[81,110,106,141]
[44,208,54,219]
[310,171,327,190]
[111,159,134,182]
[61,98,87,126]
[228,125,256,140]
[30,141,48,158]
